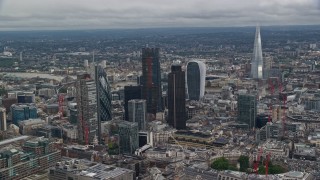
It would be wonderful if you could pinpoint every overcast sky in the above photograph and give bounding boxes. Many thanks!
[0,0,320,30]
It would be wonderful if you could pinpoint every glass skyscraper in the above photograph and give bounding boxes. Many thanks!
[237,94,257,129]
[128,99,146,131]
[11,104,37,125]
[168,63,186,130]
[186,61,206,101]
[251,26,264,79]
[141,48,162,115]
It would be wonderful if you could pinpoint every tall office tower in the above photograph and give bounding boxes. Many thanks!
[11,104,37,125]
[118,120,139,154]
[168,63,186,130]
[141,48,162,115]
[95,65,112,143]
[237,94,257,129]
[251,26,264,79]
[128,99,146,131]
[0,107,7,131]
[88,64,112,144]
[186,61,206,101]
[124,86,142,121]
[76,74,98,144]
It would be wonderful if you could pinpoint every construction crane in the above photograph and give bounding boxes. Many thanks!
[278,81,287,137]
[265,153,271,178]
[253,147,263,174]
[58,94,64,119]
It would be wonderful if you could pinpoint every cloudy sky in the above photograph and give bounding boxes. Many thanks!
[0,0,320,30]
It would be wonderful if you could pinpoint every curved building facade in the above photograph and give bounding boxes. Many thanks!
[251,26,264,79]
[186,61,206,101]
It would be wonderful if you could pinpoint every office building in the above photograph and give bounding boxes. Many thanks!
[128,99,146,131]
[76,73,98,144]
[186,60,206,100]
[17,93,35,103]
[11,104,37,125]
[124,86,142,121]
[118,120,139,154]
[89,65,113,144]
[0,107,6,131]
[168,63,186,130]
[251,26,264,79]
[0,137,61,180]
[141,48,162,115]
[49,159,135,180]
[237,94,257,129]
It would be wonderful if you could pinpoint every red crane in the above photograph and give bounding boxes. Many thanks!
[278,81,286,137]
[265,153,271,178]
[253,147,263,173]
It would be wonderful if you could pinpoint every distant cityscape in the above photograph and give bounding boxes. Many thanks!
[0,25,320,179]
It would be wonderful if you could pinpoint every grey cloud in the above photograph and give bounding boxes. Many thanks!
[0,0,319,30]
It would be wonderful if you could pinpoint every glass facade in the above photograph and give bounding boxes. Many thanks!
[186,61,206,101]
[237,94,257,129]
[128,99,146,131]
[251,26,264,79]
[11,104,37,125]
[141,48,162,115]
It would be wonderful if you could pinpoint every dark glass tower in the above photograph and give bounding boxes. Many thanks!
[124,85,142,121]
[168,63,186,130]
[186,61,206,101]
[237,94,257,129]
[141,48,162,115]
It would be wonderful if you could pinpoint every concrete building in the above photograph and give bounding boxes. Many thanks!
[128,99,146,131]
[49,158,135,180]
[0,137,61,179]
[18,118,46,135]
[76,73,98,144]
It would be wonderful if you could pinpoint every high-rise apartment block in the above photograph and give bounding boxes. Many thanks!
[251,26,264,79]
[76,73,98,144]
[237,94,257,129]
[128,99,146,131]
[168,63,186,130]
[141,48,162,115]
[186,61,206,101]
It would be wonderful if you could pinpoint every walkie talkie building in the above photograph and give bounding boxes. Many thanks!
[186,61,206,101]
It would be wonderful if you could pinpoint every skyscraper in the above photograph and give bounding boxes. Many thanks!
[88,64,113,144]
[251,26,264,79]
[128,99,146,131]
[0,107,6,131]
[141,48,162,115]
[118,120,139,154]
[186,61,206,101]
[237,94,257,129]
[168,63,186,130]
[76,73,98,144]
[124,86,142,121]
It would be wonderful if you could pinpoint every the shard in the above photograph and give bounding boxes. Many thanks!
[251,26,263,79]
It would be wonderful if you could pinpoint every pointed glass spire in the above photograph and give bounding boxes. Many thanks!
[251,26,263,79]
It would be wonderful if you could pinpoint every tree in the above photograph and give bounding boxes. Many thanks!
[211,157,230,171]
[238,155,249,172]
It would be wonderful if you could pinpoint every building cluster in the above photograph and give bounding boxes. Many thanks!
[1,26,320,179]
